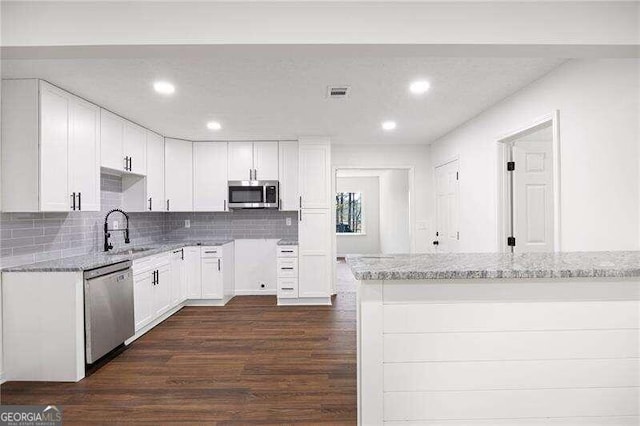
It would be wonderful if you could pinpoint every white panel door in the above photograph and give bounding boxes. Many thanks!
[299,142,330,209]
[146,132,165,212]
[227,142,254,181]
[39,83,70,211]
[253,141,279,181]
[68,96,100,211]
[278,141,299,211]
[154,264,172,316]
[185,247,202,299]
[134,272,154,331]
[123,121,147,175]
[100,109,124,171]
[434,160,459,252]
[299,209,331,297]
[201,257,223,299]
[513,140,554,253]
[164,138,193,211]
[194,142,228,211]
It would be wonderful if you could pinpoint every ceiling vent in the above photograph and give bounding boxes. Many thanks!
[327,85,350,99]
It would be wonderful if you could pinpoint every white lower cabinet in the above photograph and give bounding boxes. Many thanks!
[170,248,186,306]
[298,209,332,298]
[185,247,203,298]
[200,243,235,300]
[133,270,154,331]
[133,252,172,332]
[277,245,299,300]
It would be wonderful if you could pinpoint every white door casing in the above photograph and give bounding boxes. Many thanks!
[434,160,459,253]
[512,140,554,253]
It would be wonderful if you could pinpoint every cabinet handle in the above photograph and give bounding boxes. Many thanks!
[148,197,152,211]
[217,258,221,271]
[299,196,302,222]
[166,199,170,211]
[281,287,294,291]
[204,251,217,254]
[71,192,76,210]
[281,267,294,270]
[249,169,252,180]
[254,169,257,180]
[129,157,133,171]
[224,200,227,211]
[278,198,281,210]
[78,192,81,211]
[124,156,128,171]
[281,250,294,253]
[156,270,160,285]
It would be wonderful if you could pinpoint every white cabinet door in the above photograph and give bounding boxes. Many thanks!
[194,142,228,211]
[134,272,154,331]
[185,247,202,299]
[165,138,193,211]
[39,83,70,212]
[100,109,125,171]
[170,250,185,307]
[222,243,235,298]
[299,141,330,209]
[298,209,331,297]
[154,264,172,316]
[68,96,100,212]
[253,141,279,181]
[278,141,299,211]
[201,257,223,299]
[227,142,254,181]
[124,121,147,175]
[146,132,165,211]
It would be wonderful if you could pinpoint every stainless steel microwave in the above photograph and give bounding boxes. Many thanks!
[228,180,279,209]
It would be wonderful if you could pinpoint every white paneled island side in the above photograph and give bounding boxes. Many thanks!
[347,252,640,425]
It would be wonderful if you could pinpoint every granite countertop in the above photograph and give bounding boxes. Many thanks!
[2,239,235,272]
[346,251,640,280]
[277,239,298,246]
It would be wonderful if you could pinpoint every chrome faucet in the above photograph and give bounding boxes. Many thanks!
[104,209,130,252]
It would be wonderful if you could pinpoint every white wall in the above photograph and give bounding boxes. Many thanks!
[431,59,640,252]
[336,177,380,256]
[2,2,637,48]
[332,144,433,253]
[380,170,411,254]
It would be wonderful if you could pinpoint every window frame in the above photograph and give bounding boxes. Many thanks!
[335,191,366,236]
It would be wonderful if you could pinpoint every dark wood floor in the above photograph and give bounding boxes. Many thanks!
[1,262,357,424]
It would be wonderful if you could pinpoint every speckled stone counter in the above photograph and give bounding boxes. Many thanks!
[346,251,640,280]
[2,239,234,272]
[277,239,298,246]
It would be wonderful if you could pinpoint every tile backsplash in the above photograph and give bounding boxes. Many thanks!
[0,174,298,268]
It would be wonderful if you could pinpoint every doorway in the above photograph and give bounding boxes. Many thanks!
[498,112,560,253]
[434,159,459,253]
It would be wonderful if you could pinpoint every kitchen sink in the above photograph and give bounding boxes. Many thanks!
[107,247,154,255]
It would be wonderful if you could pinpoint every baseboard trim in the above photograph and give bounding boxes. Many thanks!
[185,296,233,307]
[277,297,332,306]
[234,289,277,296]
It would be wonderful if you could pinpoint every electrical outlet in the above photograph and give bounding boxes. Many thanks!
[185,220,190,228]
[113,220,119,230]
[286,217,292,226]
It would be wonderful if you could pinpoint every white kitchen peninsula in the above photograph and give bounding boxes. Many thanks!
[348,252,640,425]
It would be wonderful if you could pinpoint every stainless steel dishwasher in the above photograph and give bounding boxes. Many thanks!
[84,260,134,364]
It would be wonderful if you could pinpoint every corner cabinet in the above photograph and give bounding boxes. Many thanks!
[1,79,100,212]
[164,138,194,211]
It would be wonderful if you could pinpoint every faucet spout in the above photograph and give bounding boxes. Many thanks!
[104,208,131,252]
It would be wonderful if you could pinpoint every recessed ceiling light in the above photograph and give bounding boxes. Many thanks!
[409,80,431,95]
[207,121,222,130]
[153,81,175,95]
[382,121,397,131]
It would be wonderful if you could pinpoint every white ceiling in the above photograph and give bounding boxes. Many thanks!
[2,53,565,144]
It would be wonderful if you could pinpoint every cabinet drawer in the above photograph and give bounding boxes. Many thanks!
[201,246,222,258]
[133,255,154,273]
[277,246,298,258]
[277,258,298,278]
[277,278,298,299]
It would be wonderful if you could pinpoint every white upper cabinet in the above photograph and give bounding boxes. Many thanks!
[194,142,228,211]
[146,132,165,211]
[39,83,71,211]
[253,141,279,181]
[123,121,147,175]
[227,141,278,181]
[100,108,147,175]
[1,79,100,212]
[68,95,101,212]
[299,139,331,209]
[164,138,193,212]
[278,141,299,211]
[227,142,254,181]
[100,109,124,172]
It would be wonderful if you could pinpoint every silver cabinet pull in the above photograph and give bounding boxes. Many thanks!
[71,192,76,210]
[217,258,221,271]
[148,197,152,211]
[281,287,294,291]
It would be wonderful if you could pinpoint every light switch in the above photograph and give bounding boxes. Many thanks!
[286,217,292,226]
